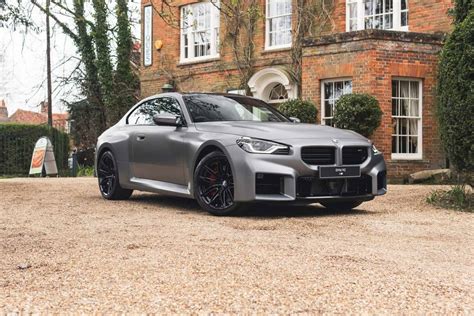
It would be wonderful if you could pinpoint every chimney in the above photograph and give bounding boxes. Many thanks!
[40,101,49,114]
[0,99,8,122]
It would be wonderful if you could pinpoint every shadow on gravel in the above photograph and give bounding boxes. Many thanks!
[239,203,371,219]
[128,193,204,212]
[128,193,371,218]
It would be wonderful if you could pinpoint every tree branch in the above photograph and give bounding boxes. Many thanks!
[30,0,78,42]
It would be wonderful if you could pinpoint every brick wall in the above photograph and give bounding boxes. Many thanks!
[141,0,453,98]
[302,30,446,178]
[141,0,293,97]
[409,0,453,33]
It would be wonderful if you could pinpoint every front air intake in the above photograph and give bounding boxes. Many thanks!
[256,173,284,195]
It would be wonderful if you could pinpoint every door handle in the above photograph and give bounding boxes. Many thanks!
[136,134,146,141]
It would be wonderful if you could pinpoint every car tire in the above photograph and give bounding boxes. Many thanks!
[97,151,133,200]
[320,200,363,211]
[194,151,242,216]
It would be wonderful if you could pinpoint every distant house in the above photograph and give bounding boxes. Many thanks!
[0,100,69,133]
[131,41,141,70]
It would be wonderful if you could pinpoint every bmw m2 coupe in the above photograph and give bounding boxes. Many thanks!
[96,93,387,215]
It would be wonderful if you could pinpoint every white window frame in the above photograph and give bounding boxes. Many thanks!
[320,78,353,126]
[391,78,422,160]
[265,0,292,50]
[267,83,289,105]
[180,1,220,63]
[345,0,409,32]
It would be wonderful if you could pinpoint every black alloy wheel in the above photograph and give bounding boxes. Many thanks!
[194,151,241,215]
[97,151,133,200]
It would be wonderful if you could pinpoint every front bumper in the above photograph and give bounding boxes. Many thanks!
[226,139,387,202]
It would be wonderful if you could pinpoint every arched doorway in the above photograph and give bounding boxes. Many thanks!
[247,67,296,105]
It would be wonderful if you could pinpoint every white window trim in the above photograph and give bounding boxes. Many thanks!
[391,78,423,160]
[345,0,409,32]
[320,78,352,125]
[180,1,220,63]
[265,0,292,51]
[247,67,297,101]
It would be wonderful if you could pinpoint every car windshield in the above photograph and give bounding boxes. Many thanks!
[183,94,290,123]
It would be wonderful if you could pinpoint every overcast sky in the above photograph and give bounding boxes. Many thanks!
[0,1,140,116]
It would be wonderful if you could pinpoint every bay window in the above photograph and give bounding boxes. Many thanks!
[346,0,408,32]
[321,79,352,126]
[266,0,292,49]
[391,79,422,159]
[180,1,220,62]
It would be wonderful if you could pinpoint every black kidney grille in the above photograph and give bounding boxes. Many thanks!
[301,147,335,165]
[342,147,369,165]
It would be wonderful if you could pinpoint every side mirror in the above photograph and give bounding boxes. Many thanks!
[290,117,301,123]
[153,114,183,127]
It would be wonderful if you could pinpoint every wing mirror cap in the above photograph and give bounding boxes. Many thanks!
[153,114,183,127]
[289,117,301,123]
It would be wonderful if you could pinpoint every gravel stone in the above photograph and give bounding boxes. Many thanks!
[0,178,473,313]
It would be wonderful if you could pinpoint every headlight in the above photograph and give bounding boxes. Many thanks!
[372,144,382,155]
[236,137,290,154]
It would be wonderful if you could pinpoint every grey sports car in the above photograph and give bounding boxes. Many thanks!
[96,93,387,215]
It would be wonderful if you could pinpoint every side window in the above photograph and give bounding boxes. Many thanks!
[127,98,183,125]
[127,100,156,125]
[156,97,182,117]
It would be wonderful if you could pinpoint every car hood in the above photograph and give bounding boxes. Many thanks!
[194,121,367,141]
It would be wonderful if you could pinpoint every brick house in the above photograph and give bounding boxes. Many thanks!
[139,0,453,179]
[1,100,70,132]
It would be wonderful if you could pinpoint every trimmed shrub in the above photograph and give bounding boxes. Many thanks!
[333,93,382,137]
[278,99,318,123]
[436,9,474,173]
[0,124,70,176]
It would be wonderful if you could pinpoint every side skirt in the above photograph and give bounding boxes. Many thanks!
[129,177,193,199]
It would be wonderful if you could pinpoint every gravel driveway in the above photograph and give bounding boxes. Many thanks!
[0,178,473,313]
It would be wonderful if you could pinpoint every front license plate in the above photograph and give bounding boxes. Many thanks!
[319,166,361,179]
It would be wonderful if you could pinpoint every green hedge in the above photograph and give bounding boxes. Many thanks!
[0,124,70,176]
[436,9,474,172]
